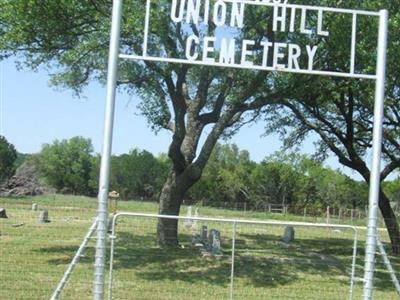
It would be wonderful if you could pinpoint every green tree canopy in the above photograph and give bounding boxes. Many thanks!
[190,143,256,204]
[37,136,94,195]
[0,0,287,245]
[248,152,369,210]
[383,179,400,205]
[1,0,396,248]
[0,135,17,184]
[256,0,400,252]
[110,149,169,200]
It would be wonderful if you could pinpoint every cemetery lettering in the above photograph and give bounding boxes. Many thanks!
[171,0,329,71]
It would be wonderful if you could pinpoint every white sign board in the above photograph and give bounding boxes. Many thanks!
[120,0,381,79]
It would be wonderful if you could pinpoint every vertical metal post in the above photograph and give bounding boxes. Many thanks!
[350,13,357,75]
[108,215,118,300]
[230,222,237,300]
[93,1,123,299]
[349,229,359,300]
[142,0,151,56]
[363,9,389,300]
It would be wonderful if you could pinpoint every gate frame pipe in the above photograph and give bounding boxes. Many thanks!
[93,3,388,299]
[362,9,389,300]
[93,1,123,299]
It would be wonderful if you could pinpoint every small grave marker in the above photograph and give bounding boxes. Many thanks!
[210,229,222,255]
[282,226,295,243]
[39,210,50,223]
[192,234,202,247]
[184,206,193,229]
[201,225,208,243]
[0,208,8,219]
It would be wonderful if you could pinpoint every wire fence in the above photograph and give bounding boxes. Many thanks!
[1,197,400,299]
[191,200,387,227]
[0,199,96,300]
[108,213,360,300]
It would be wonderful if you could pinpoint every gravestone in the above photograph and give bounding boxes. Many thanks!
[32,203,38,211]
[210,229,222,255]
[39,210,50,223]
[282,226,295,243]
[192,234,202,247]
[200,225,208,243]
[0,208,8,218]
[184,206,193,229]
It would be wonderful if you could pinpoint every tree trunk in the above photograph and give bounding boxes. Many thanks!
[379,190,400,254]
[156,167,199,247]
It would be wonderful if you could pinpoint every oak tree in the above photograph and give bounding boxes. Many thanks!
[0,0,280,245]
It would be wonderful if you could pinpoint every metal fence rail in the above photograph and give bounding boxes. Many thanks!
[108,212,359,300]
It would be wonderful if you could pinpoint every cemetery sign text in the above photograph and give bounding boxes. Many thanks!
[173,0,325,72]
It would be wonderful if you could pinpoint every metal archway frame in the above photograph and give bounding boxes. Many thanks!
[93,1,389,299]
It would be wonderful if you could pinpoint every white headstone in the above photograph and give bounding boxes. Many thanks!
[184,206,193,229]
[0,208,8,219]
[39,210,50,223]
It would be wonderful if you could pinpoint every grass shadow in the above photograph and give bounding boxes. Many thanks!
[36,245,95,265]
[35,229,400,294]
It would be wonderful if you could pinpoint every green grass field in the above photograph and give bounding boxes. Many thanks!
[0,195,398,299]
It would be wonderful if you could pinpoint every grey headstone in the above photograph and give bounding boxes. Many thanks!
[210,229,222,255]
[32,203,38,211]
[39,210,50,223]
[200,225,208,243]
[192,234,202,246]
[282,226,295,243]
[0,208,8,218]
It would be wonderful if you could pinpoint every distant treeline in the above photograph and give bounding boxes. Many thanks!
[6,136,400,210]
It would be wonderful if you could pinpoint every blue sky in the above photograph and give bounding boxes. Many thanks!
[0,58,281,157]
[0,58,364,179]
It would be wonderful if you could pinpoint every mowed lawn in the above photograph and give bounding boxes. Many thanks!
[0,195,398,299]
